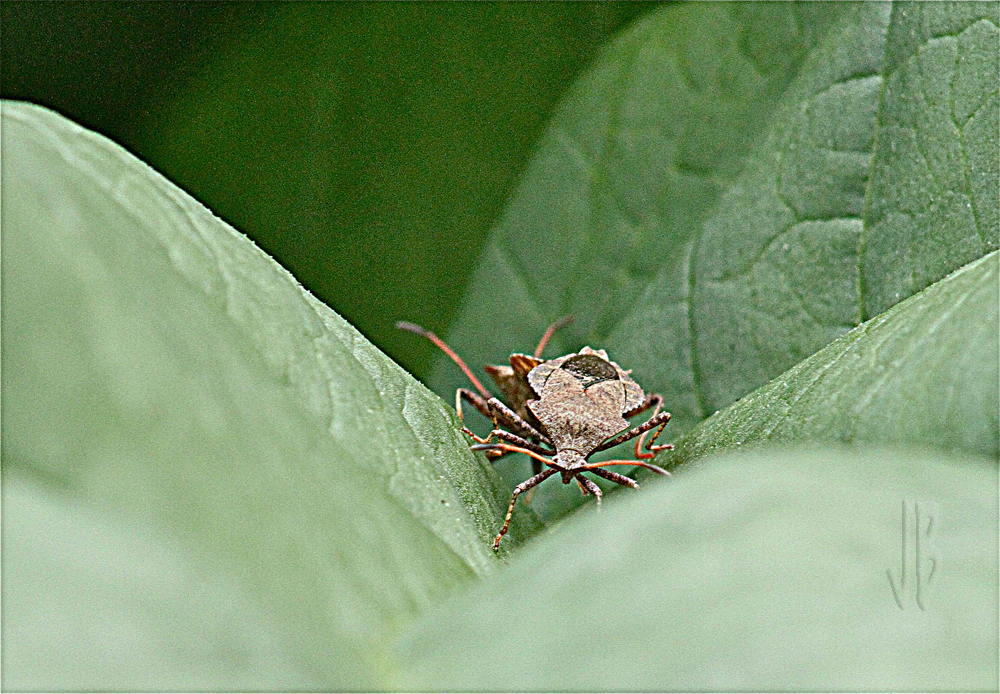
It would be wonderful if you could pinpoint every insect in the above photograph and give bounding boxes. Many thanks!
[398,319,672,551]
[472,347,672,549]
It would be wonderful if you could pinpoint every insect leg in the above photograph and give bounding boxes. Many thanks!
[476,436,555,468]
[532,315,574,358]
[494,468,558,551]
[455,388,492,421]
[456,388,510,448]
[470,442,554,470]
[632,410,673,460]
[588,467,639,490]
[487,398,550,445]
[486,397,553,476]
[528,457,543,478]
[593,410,673,455]
[456,390,552,458]
[575,474,603,506]
[485,429,553,455]
[580,459,671,476]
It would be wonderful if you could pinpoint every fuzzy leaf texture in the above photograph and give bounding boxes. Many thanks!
[395,447,998,691]
[666,251,998,467]
[0,101,539,690]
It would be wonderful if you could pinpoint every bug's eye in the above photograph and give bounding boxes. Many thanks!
[560,354,618,388]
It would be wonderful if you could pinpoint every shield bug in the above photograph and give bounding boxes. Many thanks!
[471,347,673,550]
[398,320,672,551]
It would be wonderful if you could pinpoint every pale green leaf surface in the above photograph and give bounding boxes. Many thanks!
[3,478,303,690]
[4,3,998,687]
[0,101,537,689]
[432,3,998,522]
[666,251,999,467]
[395,447,998,691]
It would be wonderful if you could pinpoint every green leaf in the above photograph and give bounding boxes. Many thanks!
[4,477,305,689]
[395,446,998,691]
[0,101,536,689]
[862,3,1000,317]
[432,3,998,520]
[667,251,999,466]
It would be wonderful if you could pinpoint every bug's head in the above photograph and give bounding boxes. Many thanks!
[554,449,586,472]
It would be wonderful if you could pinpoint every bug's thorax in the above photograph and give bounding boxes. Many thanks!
[525,347,646,459]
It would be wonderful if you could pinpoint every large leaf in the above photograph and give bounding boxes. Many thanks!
[3,3,998,687]
[393,247,999,691]
[0,101,535,689]
[432,3,998,519]
[666,251,999,466]
[395,446,998,691]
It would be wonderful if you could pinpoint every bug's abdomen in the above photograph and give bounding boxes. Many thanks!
[528,395,627,457]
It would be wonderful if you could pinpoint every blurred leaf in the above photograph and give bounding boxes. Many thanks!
[395,447,998,691]
[667,251,999,467]
[435,2,861,422]
[3,477,304,690]
[3,2,998,688]
[136,3,655,378]
[1,101,537,689]
[0,2,263,150]
[434,3,998,519]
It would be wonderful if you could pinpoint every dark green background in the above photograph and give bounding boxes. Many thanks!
[1,1,656,376]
